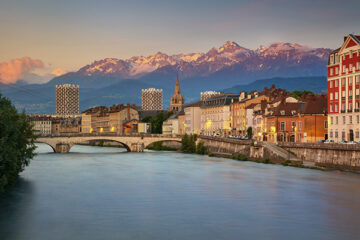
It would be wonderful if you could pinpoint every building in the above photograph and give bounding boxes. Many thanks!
[252,100,268,141]
[200,91,221,101]
[138,122,151,134]
[162,114,179,135]
[230,91,269,136]
[56,84,79,116]
[184,101,202,134]
[201,94,239,136]
[141,88,163,110]
[51,117,81,134]
[28,115,52,135]
[266,95,328,143]
[178,111,186,135]
[170,74,185,112]
[328,34,360,142]
[81,104,139,134]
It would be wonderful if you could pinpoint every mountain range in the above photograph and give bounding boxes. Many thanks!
[0,41,331,113]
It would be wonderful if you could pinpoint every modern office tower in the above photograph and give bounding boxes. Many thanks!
[200,91,221,101]
[170,74,185,112]
[56,84,79,115]
[141,88,163,110]
[327,34,360,142]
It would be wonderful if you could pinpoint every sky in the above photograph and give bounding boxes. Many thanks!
[0,0,359,83]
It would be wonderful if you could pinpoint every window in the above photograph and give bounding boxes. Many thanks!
[325,121,328,129]
[330,80,333,88]
[342,131,346,140]
[357,131,360,139]
[335,67,339,75]
[330,93,333,100]
[330,131,333,138]
[335,92,338,99]
[280,122,285,131]
[343,65,346,73]
[330,104,333,112]
[349,116,352,124]
[335,79,339,87]
[357,75,360,84]
[342,91,346,97]
[349,90,353,97]
[357,62,360,70]
[350,63,353,71]
[336,116,338,124]
[291,121,296,130]
[358,115,360,124]
[349,103,353,110]
[349,76,353,86]
[330,117,333,125]
[330,68,333,76]
[342,78,346,87]
[343,116,346,124]
[298,121,302,130]
[335,131,338,138]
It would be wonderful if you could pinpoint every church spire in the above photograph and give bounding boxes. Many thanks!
[174,72,181,95]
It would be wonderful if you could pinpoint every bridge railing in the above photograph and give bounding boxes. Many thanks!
[38,133,182,138]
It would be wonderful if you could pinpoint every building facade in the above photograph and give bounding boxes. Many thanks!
[201,94,238,136]
[81,104,139,134]
[141,88,163,110]
[56,84,79,116]
[29,116,52,135]
[328,34,360,142]
[184,101,202,135]
[200,91,221,101]
[170,74,185,112]
[162,114,179,135]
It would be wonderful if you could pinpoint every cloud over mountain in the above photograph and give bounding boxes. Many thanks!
[0,57,44,84]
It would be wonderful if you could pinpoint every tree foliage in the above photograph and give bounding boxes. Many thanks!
[290,90,314,99]
[181,133,207,154]
[0,93,36,193]
[246,127,253,139]
[142,111,173,134]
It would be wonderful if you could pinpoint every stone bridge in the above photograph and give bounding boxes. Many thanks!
[36,133,182,153]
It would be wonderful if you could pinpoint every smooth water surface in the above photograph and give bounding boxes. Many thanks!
[1,144,360,240]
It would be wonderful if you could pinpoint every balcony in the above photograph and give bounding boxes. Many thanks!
[355,109,360,112]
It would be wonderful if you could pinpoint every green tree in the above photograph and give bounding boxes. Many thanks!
[290,90,314,99]
[0,93,36,193]
[142,111,173,133]
[246,127,253,139]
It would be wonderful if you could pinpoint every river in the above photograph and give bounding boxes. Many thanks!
[1,143,360,240]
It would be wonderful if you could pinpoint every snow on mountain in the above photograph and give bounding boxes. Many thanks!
[76,41,331,79]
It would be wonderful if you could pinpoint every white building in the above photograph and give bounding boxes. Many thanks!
[328,34,360,142]
[200,91,221,101]
[184,101,202,134]
[56,84,79,116]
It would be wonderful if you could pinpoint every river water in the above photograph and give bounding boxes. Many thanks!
[1,144,360,240]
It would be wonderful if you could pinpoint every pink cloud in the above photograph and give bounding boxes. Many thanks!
[0,57,44,84]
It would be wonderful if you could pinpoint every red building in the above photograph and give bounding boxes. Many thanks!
[328,34,360,142]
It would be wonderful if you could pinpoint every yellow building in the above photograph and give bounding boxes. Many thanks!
[81,104,139,134]
[201,94,239,136]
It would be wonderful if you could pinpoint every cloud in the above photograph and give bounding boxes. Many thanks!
[51,67,67,77]
[0,57,44,84]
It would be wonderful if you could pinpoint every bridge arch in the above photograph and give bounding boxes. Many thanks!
[144,139,182,150]
[74,139,131,152]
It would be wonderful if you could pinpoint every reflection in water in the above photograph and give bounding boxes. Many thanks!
[0,143,360,240]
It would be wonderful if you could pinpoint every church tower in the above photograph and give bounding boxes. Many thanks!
[170,74,185,112]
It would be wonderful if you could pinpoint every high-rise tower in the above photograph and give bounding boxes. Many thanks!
[170,74,185,112]
[142,88,163,110]
[56,84,79,116]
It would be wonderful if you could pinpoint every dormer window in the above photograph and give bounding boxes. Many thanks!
[280,110,285,115]
[291,110,296,115]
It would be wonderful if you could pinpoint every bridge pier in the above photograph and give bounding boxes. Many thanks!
[129,143,144,152]
[55,143,72,153]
